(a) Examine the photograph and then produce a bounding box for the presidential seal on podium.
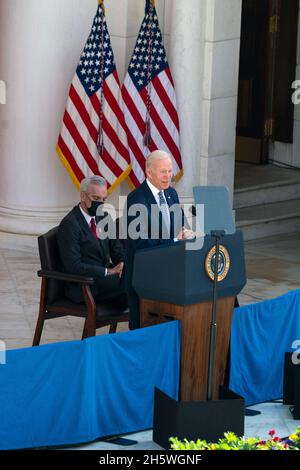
[205,245,230,282]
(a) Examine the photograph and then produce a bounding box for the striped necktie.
[158,190,170,234]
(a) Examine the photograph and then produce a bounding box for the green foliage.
[170,427,300,451]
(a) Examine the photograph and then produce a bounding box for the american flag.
[122,0,183,188]
[57,0,131,193]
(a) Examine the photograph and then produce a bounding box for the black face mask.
[87,201,104,217]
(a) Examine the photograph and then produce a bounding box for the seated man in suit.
[125,150,194,330]
[57,175,127,309]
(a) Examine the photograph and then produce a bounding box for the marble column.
[167,0,205,203]
[0,0,97,249]
[167,0,242,207]
[0,0,131,250]
[200,0,242,204]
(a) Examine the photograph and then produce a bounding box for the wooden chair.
[32,226,129,346]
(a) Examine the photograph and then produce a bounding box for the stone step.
[234,178,300,209]
[235,198,300,241]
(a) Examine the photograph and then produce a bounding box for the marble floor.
[65,402,299,451]
[234,162,300,191]
[0,232,299,450]
[1,232,299,349]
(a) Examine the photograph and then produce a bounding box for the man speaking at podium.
[125,150,194,330]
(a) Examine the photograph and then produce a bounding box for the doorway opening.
[235,0,299,165]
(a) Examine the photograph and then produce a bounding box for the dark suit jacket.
[57,205,124,302]
[124,180,183,292]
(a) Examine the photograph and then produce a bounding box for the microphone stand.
[207,230,225,401]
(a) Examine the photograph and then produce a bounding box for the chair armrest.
[37,270,95,285]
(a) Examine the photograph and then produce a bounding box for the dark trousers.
[92,274,127,306]
[127,291,140,330]
[68,274,128,310]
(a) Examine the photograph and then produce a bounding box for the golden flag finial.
[150,0,155,7]
[98,0,105,14]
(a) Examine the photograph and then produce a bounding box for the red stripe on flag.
[90,93,129,167]
[88,95,122,177]
[101,147,122,178]
[128,170,140,188]
[90,92,101,116]
[101,118,126,176]
[120,89,149,170]
[152,76,180,131]
[139,88,182,168]
[103,81,127,131]
[102,81,131,164]
[122,86,156,154]
[122,86,146,136]
[113,69,121,87]
[165,67,174,87]
[63,110,100,174]
[58,135,85,182]
[70,84,98,144]
[66,92,125,181]
[126,128,147,174]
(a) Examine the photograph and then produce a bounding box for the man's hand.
[107,262,124,278]
[176,227,196,240]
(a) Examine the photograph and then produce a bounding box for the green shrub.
[170,427,300,450]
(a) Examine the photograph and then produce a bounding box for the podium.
[132,231,246,402]
[131,186,246,447]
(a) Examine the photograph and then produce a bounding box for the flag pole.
[144,0,155,148]
[97,0,105,157]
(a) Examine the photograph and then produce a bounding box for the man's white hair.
[145,150,172,170]
[80,175,107,193]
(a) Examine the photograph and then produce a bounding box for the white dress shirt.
[79,204,94,226]
[146,179,171,223]
[145,179,178,242]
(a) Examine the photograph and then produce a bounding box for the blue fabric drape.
[0,322,180,450]
[229,290,300,405]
